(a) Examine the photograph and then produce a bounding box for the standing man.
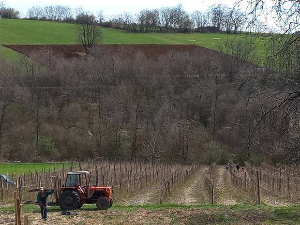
[36,187,54,220]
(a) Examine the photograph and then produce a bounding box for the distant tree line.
[24,3,246,34]
[0,1,19,19]
[27,5,74,22]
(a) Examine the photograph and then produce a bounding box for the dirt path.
[122,181,161,205]
[260,188,293,206]
[214,166,292,206]
[213,166,237,205]
[168,166,209,204]
[108,165,297,207]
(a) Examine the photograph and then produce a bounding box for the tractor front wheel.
[58,191,81,210]
[96,197,110,210]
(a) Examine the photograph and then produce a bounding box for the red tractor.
[57,171,113,210]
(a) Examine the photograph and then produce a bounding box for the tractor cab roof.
[67,171,90,175]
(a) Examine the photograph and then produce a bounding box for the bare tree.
[61,6,73,22]
[209,4,227,29]
[230,8,246,33]
[138,9,147,32]
[122,11,134,31]
[223,12,233,33]
[27,6,39,19]
[76,12,102,52]
[0,7,19,19]
[43,5,54,20]
[0,1,6,17]
[159,7,172,32]
[109,14,124,29]
[97,10,105,24]
[192,11,208,32]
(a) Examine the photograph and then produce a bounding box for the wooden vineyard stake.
[1,185,3,203]
[256,171,261,205]
[24,216,29,225]
[14,178,21,225]
[14,191,18,225]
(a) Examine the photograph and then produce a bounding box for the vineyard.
[0,160,199,206]
[1,161,300,207]
[1,161,300,224]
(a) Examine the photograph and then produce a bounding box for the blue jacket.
[36,190,54,205]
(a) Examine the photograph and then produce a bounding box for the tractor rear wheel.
[59,191,81,210]
[96,197,110,210]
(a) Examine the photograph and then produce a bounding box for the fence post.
[256,171,261,205]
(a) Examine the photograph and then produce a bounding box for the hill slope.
[0,19,248,59]
[0,19,78,58]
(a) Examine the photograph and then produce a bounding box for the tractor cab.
[65,171,89,187]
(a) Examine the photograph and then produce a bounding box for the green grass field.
[0,163,70,176]
[0,19,266,60]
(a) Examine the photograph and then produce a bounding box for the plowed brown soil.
[3,44,218,60]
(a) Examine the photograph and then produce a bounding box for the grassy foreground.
[0,19,265,60]
[0,203,300,224]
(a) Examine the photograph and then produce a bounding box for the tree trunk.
[97,90,102,155]
[35,94,40,158]
[131,103,139,160]
[0,104,8,156]
[212,91,219,141]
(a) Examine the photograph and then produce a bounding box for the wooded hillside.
[0,41,298,165]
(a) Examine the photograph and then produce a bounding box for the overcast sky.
[6,0,238,17]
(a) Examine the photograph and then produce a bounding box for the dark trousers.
[40,205,47,219]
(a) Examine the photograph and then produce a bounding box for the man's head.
[40,187,44,191]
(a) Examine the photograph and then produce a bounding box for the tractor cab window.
[66,174,79,186]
